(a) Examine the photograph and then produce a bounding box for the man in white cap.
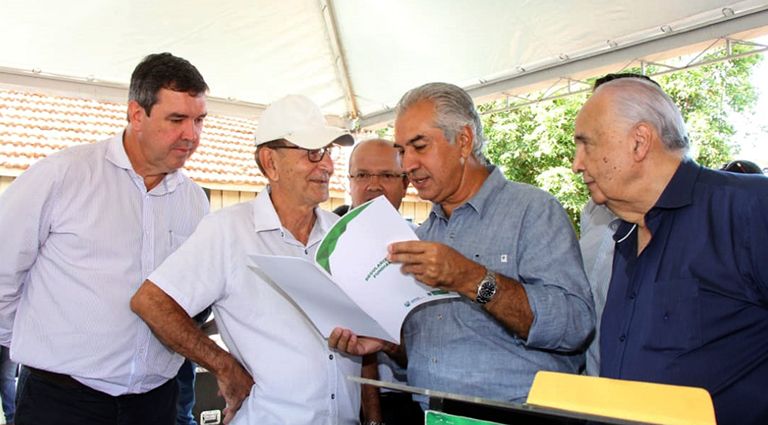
[131,95,358,424]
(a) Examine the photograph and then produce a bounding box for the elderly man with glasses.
[131,95,360,425]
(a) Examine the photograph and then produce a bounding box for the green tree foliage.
[481,46,763,230]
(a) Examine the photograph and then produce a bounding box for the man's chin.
[589,192,609,206]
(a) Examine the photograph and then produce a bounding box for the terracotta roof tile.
[0,89,358,193]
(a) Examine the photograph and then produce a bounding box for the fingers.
[328,327,343,348]
[329,328,356,354]
[222,406,235,424]
[216,363,254,425]
[388,240,427,255]
[329,328,389,356]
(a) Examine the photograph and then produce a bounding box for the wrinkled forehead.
[575,92,613,133]
[394,101,438,141]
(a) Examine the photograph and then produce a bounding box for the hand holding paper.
[387,240,488,298]
[249,197,458,343]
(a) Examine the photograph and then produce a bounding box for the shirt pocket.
[641,278,702,351]
[169,232,190,250]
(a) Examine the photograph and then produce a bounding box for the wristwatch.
[475,268,497,305]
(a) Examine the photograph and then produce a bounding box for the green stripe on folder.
[425,411,503,425]
[316,202,371,275]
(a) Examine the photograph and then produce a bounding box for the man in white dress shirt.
[0,53,210,424]
[131,94,361,425]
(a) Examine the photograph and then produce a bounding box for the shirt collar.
[613,158,699,243]
[429,165,502,221]
[252,185,283,233]
[105,130,133,170]
[105,130,184,194]
[652,158,699,210]
[252,185,335,242]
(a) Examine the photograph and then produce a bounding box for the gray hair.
[395,82,488,165]
[595,78,689,154]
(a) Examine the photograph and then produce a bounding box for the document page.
[249,196,457,343]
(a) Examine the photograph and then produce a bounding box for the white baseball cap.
[254,94,354,148]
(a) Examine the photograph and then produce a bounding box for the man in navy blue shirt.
[572,77,768,425]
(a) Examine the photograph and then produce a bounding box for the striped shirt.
[0,131,208,395]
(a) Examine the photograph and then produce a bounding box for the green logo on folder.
[316,203,371,275]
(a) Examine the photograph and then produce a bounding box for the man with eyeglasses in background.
[335,138,422,425]
[131,95,361,424]
[335,138,409,216]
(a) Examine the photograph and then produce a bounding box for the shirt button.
[329,354,334,360]
[305,249,309,255]
[437,314,442,320]
[449,232,456,239]
[432,357,438,363]
[619,335,626,342]
[331,394,335,400]
[629,293,636,299]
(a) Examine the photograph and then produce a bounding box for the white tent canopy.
[1,0,767,130]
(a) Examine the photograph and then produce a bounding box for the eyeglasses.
[269,144,337,163]
[349,172,407,182]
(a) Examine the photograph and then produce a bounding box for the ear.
[127,100,145,131]
[456,124,474,158]
[631,122,653,162]
[259,148,280,181]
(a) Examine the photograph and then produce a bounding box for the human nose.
[367,174,384,188]
[181,119,197,141]
[318,149,334,172]
[401,150,418,174]
[572,145,584,174]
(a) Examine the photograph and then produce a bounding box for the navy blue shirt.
[600,159,768,425]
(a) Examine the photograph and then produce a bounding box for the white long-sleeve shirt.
[0,132,208,395]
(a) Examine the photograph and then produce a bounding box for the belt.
[25,366,103,395]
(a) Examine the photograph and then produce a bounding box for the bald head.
[348,138,409,209]
[592,78,688,154]
[573,78,688,218]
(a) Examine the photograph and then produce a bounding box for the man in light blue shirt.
[0,53,210,424]
[331,82,594,409]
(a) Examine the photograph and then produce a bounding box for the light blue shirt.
[405,166,594,405]
[149,188,361,425]
[0,132,208,395]
[579,199,620,376]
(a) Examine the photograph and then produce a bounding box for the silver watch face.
[477,278,497,304]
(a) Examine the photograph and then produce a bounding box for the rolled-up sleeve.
[517,197,595,351]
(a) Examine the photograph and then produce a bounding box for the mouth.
[308,174,330,185]
[408,174,429,188]
[171,144,194,156]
